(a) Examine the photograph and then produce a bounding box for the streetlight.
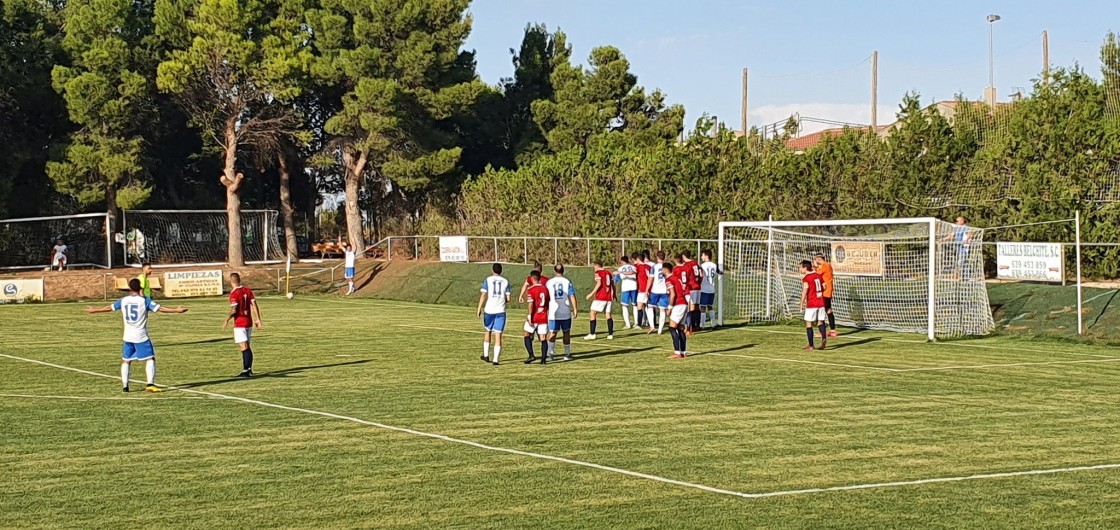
[987,14,1001,108]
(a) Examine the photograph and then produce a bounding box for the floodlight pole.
[986,14,1001,108]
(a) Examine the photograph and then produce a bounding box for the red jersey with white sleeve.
[594,269,614,302]
[635,262,651,292]
[666,276,688,307]
[230,286,256,328]
[803,272,825,309]
[526,284,550,325]
[683,259,702,291]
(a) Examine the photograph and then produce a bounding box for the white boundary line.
[3,353,1120,500]
[894,358,1120,372]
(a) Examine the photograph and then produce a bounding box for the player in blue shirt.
[86,278,187,392]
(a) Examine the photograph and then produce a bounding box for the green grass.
[4,295,1120,529]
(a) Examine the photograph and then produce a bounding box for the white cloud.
[750,103,897,135]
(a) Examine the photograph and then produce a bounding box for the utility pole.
[1042,30,1050,86]
[741,67,749,135]
[870,51,879,130]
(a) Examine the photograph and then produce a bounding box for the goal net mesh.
[122,210,285,266]
[0,214,109,269]
[720,220,994,337]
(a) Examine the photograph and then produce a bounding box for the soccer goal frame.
[718,217,945,341]
[120,209,284,268]
[0,212,113,271]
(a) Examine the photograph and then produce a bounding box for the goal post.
[0,212,112,270]
[718,217,994,340]
[121,210,285,267]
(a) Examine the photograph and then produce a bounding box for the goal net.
[0,213,111,270]
[122,210,285,266]
[718,218,994,340]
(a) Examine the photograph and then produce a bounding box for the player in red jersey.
[664,262,690,358]
[222,273,263,377]
[799,260,827,350]
[680,250,703,334]
[584,260,615,340]
[633,252,651,328]
[522,270,551,364]
[518,261,548,304]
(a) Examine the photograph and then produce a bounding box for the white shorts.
[689,290,701,304]
[669,305,688,324]
[234,327,252,344]
[637,292,649,304]
[53,256,66,266]
[804,308,827,323]
[523,321,548,336]
[590,300,612,313]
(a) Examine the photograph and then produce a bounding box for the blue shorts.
[122,340,155,361]
[649,293,669,308]
[620,290,638,305]
[345,267,355,279]
[700,292,715,306]
[482,313,507,332]
[548,319,572,332]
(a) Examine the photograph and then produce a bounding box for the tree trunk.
[220,118,245,266]
[341,146,367,253]
[277,151,299,261]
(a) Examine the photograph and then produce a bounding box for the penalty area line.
[2,353,1119,500]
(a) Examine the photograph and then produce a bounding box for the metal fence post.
[493,237,498,262]
[387,237,393,261]
[414,237,418,260]
[621,238,626,259]
[523,237,528,264]
[554,238,558,264]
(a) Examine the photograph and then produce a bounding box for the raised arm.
[158,306,188,314]
[86,305,113,314]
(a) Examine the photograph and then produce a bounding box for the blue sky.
[465,0,1119,133]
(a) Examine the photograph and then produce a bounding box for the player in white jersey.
[51,238,67,271]
[647,250,670,334]
[343,243,357,295]
[86,278,187,392]
[545,264,579,361]
[476,263,511,365]
[699,250,721,329]
[616,255,639,329]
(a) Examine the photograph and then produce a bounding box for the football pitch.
[4,296,1120,529]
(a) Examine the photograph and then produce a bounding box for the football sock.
[805,327,814,347]
[145,359,156,385]
[622,307,631,328]
[494,346,501,363]
[547,341,555,357]
[483,341,490,360]
[524,335,534,356]
[658,311,666,333]
[669,328,679,352]
[645,307,655,328]
[708,309,716,327]
[540,341,548,357]
[680,330,687,353]
[633,306,640,327]
[828,312,836,330]
[819,324,827,340]
[589,320,597,335]
[120,362,130,388]
[700,312,707,328]
[242,348,253,371]
[564,343,572,356]
[607,318,614,335]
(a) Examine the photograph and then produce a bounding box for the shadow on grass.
[355,263,388,292]
[569,347,654,361]
[163,337,229,347]
[173,360,372,390]
[693,344,756,356]
[824,337,881,350]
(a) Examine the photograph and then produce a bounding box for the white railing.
[376,235,718,266]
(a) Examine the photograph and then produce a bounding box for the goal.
[718,218,994,340]
[121,210,285,267]
[0,213,112,270]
